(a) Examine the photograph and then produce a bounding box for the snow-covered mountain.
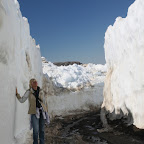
[102,0,144,129]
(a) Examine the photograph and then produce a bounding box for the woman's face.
[32,80,38,90]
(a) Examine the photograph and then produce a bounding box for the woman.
[16,78,49,144]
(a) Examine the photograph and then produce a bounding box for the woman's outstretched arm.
[16,88,30,103]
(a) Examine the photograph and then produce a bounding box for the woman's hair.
[29,78,37,88]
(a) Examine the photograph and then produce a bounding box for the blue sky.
[18,0,135,64]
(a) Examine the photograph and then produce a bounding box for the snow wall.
[0,0,43,143]
[102,0,144,129]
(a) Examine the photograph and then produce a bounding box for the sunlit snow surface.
[42,59,107,91]
[102,0,144,129]
[0,0,43,143]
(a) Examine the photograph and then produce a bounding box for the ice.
[102,0,144,129]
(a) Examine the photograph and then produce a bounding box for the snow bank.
[43,59,107,90]
[102,0,144,129]
[47,85,104,117]
[42,58,106,117]
[0,0,43,143]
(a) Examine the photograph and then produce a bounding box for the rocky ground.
[44,111,144,144]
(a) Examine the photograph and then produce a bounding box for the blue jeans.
[31,113,45,144]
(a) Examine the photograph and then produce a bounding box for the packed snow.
[0,0,43,144]
[42,57,107,91]
[102,0,144,129]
